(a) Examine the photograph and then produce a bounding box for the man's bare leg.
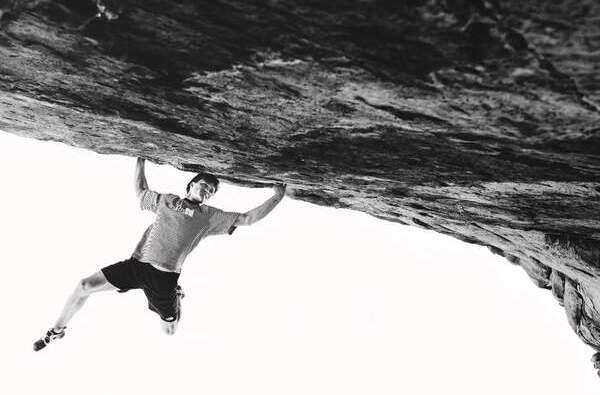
[34,270,116,351]
[160,285,184,335]
[53,270,117,329]
[161,319,178,335]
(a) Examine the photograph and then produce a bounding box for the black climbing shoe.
[33,327,66,351]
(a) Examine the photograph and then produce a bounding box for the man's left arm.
[234,184,286,227]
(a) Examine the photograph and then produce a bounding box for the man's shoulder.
[200,204,219,214]
[201,205,238,218]
[141,190,177,200]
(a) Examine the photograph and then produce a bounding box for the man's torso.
[132,193,239,272]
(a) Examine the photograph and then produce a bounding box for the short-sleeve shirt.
[131,190,240,273]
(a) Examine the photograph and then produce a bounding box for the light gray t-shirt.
[131,190,240,273]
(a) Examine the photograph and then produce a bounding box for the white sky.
[0,131,597,394]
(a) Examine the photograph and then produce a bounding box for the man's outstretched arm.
[134,158,149,198]
[235,184,286,226]
[134,158,162,213]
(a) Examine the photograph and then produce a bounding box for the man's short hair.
[186,173,220,194]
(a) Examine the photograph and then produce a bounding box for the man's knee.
[79,272,109,294]
[163,326,176,336]
[161,320,178,336]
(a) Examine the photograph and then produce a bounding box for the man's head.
[186,173,219,203]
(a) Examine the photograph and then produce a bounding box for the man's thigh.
[145,289,180,322]
[81,270,118,293]
[100,258,141,291]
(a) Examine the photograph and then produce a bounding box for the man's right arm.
[134,158,149,198]
[134,158,161,212]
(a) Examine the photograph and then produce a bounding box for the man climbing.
[34,158,287,351]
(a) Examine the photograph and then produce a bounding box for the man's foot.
[33,327,66,351]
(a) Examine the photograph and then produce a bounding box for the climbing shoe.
[33,327,66,351]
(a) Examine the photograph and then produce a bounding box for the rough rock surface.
[0,0,599,376]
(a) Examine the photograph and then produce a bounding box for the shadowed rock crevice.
[1,0,600,378]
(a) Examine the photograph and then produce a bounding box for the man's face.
[188,180,216,203]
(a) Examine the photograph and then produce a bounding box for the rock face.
[0,0,599,374]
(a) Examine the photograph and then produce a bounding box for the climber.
[34,158,287,351]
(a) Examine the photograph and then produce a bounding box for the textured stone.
[564,278,584,335]
[0,0,599,376]
[550,269,566,306]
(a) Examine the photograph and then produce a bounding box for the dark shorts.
[101,258,181,322]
